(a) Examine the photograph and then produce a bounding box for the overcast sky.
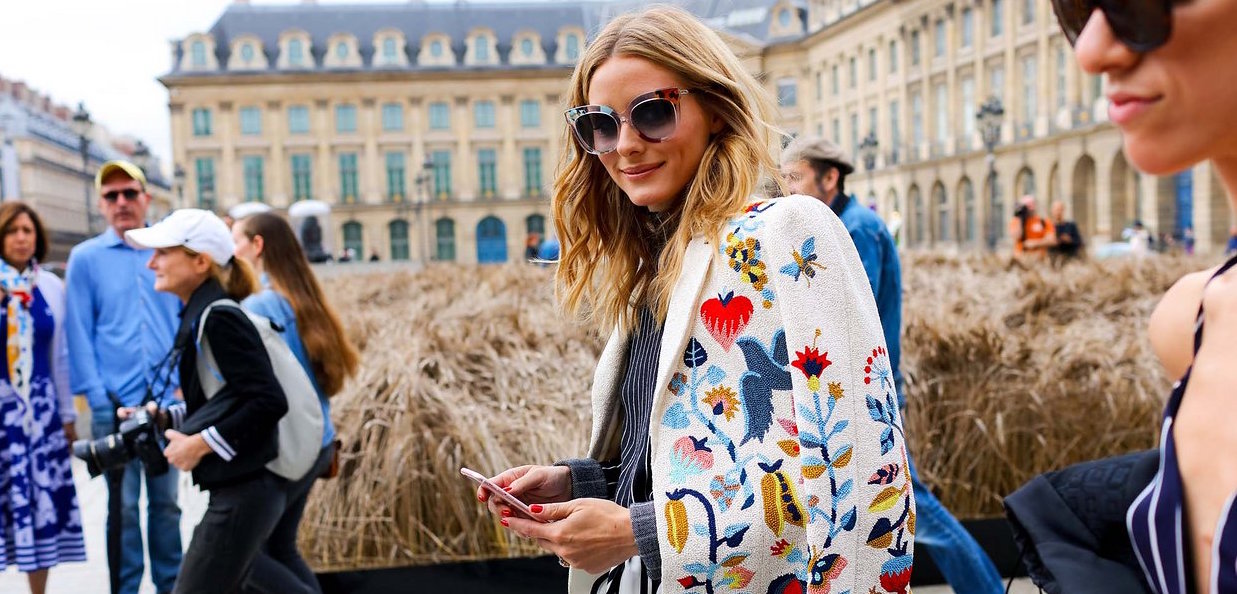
[0,0,546,173]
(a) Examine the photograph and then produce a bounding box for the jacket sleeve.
[768,195,914,584]
[195,306,288,460]
[64,249,108,409]
[42,274,76,424]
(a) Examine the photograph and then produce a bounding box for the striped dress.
[1127,255,1237,594]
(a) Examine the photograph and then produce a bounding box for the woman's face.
[148,247,209,302]
[231,222,261,268]
[1074,2,1237,174]
[587,55,721,212]
[3,213,37,270]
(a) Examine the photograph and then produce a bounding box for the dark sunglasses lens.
[1101,0,1171,51]
[104,189,140,202]
[630,99,677,142]
[574,112,620,153]
[1051,0,1091,44]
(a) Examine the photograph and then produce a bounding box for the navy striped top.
[1128,255,1237,594]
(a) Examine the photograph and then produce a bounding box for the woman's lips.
[620,163,663,179]
[1108,93,1161,126]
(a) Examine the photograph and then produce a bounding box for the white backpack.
[195,299,324,481]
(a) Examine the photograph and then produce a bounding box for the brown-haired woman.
[0,202,85,593]
[232,212,359,594]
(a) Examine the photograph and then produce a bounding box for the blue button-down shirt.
[65,227,182,414]
[834,195,904,403]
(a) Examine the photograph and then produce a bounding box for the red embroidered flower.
[791,347,831,379]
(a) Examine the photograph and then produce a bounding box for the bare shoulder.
[1150,267,1216,380]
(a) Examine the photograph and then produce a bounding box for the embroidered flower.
[702,386,740,421]
[722,565,755,589]
[669,436,714,481]
[827,382,844,400]
[878,554,913,594]
[724,232,769,293]
[710,473,741,511]
[864,346,892,388]
[770,538,793,557]
[791,347,832,391]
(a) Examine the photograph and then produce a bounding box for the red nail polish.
[478,493,486,502]
[530,504,543,513]
[500,518,509,527]
[501,509,511,518]
[503,486,512,492]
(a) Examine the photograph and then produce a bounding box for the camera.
[72,408,169,478]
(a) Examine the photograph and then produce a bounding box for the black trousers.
[243,444,334,594]
[174,471,288,594]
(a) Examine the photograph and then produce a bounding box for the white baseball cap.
[125,209,235,265]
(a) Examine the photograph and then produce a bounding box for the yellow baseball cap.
[95,160,147,194]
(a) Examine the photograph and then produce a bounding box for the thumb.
[530,501,573,522]
[164,429,185,441]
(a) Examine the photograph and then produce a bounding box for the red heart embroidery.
[700,291,753,351]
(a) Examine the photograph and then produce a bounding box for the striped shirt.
[615,306,664,507]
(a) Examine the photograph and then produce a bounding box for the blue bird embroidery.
[736,329,791,445]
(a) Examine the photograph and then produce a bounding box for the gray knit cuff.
[554,458,607,500]
[629,501,661,579]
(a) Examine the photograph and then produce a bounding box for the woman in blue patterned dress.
[0,202,86,593]
[1055,1,1237,592]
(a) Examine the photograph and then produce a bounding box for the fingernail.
[501,509,511,518]
[478,493,486,502]
[530,504,543,513]
[503,486,512,492]
[500,519,509,527]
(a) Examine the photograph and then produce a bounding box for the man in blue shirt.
[781,138,1004,594]
[65,161,183,594]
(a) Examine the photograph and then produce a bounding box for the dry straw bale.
[900,252,1206,518]
[300,254,1208,570]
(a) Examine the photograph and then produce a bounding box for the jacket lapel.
[587,328,630,460]
[652,237,714,420]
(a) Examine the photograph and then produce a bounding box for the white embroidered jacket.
[574,195,915,594]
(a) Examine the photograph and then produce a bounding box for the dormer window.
[335,41,349,60]
[431,40,443,58]
[521,38,534,57]
[565,34,580,61]
[289,39,305,66]
[779,8,792,27]
[191,41,207,67]
[383,38,397,60]
[240,43,255,63]
[475,37,490,62]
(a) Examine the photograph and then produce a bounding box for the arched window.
[435,217,456,261]
[1015,166,1036,198]
[476,216,508,263]
[475,36,490,62]
[382,38,397,60]
[288,38,304,66]
[909,185,923,246]
[240,43,255,63]
[389,219,410,261]
[565,34,580,61]
[342,221,363,260]
[934,182,950,243]
[526,214,545,237]
[191,41,207,67]
[335,41,349,59]
[959,178,976,244]
[521,38,534,56]
[430,40,443,58]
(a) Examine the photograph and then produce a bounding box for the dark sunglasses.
[102,188,142,202]
[564,87,694,155]
[1051,0,1174,53]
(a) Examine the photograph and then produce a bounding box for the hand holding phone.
[460,467,546,523]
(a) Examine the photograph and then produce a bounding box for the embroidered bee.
[779,237,826,285]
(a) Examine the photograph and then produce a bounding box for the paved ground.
[0,460,1040,593]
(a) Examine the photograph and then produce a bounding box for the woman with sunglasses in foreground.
[1054,2,1237,593]
[479,7,913,593]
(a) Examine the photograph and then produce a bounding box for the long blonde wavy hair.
[553,5,783,335]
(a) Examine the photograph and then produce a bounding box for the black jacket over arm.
[175,278,288,490]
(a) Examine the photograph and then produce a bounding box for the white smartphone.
[460,467,545,523]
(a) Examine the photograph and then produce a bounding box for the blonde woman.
[1053,1,1237,592]
[480,7,914,593]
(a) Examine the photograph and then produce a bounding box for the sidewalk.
[0,460,1040,593]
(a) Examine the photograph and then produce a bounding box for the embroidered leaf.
[721,553,749,567]
[879,427,895,455]
[684,562,711,574]
[866,395,884,422]
[830,419,849,436]
[665,500,689,553]
[831,445,853,468]
[802,465,827,479]
[722,523,750,547]
[908,505,917,536]
[886,393,898,422]
[777,439,800,457]
[684,338,708,369]
[669,372,688,395]
[741,494,755,510]
[778,418,799,437]
[798,432,822,450]
[866,517,896,549]
[705,364,726,386]
[868,463,899,485]
[869,486,902,513]
[662,403,690,429]
[840,506,857,531]
[836,478,853,501]
[798,403,819,424]
[692,523,711,536]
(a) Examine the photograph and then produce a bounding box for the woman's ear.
[252,234,265,258]
[709,111,725,135]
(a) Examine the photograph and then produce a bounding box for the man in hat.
[781,137,1004,594]
[64,161,183,594]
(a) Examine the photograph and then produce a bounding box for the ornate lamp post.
[412,156,434,265]
[857,130,879,209]
[172,164,186,208]
[70,102,94,234]
[977,96,1005,251]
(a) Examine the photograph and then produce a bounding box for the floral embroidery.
[703,386,740,421]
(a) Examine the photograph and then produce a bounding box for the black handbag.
[1004,449,1159,594]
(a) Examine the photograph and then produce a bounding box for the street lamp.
[412,156,434,265]
[132,140,151,176]
[857,131,879,209]
[977,96,1005,251]
[70,102,94,235]
[172,164,186,208]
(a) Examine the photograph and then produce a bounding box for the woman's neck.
[1215,155,1237,214]
[2,258,28,272]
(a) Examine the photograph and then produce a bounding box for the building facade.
[164,0,1232,264]
[0,76,175,261]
